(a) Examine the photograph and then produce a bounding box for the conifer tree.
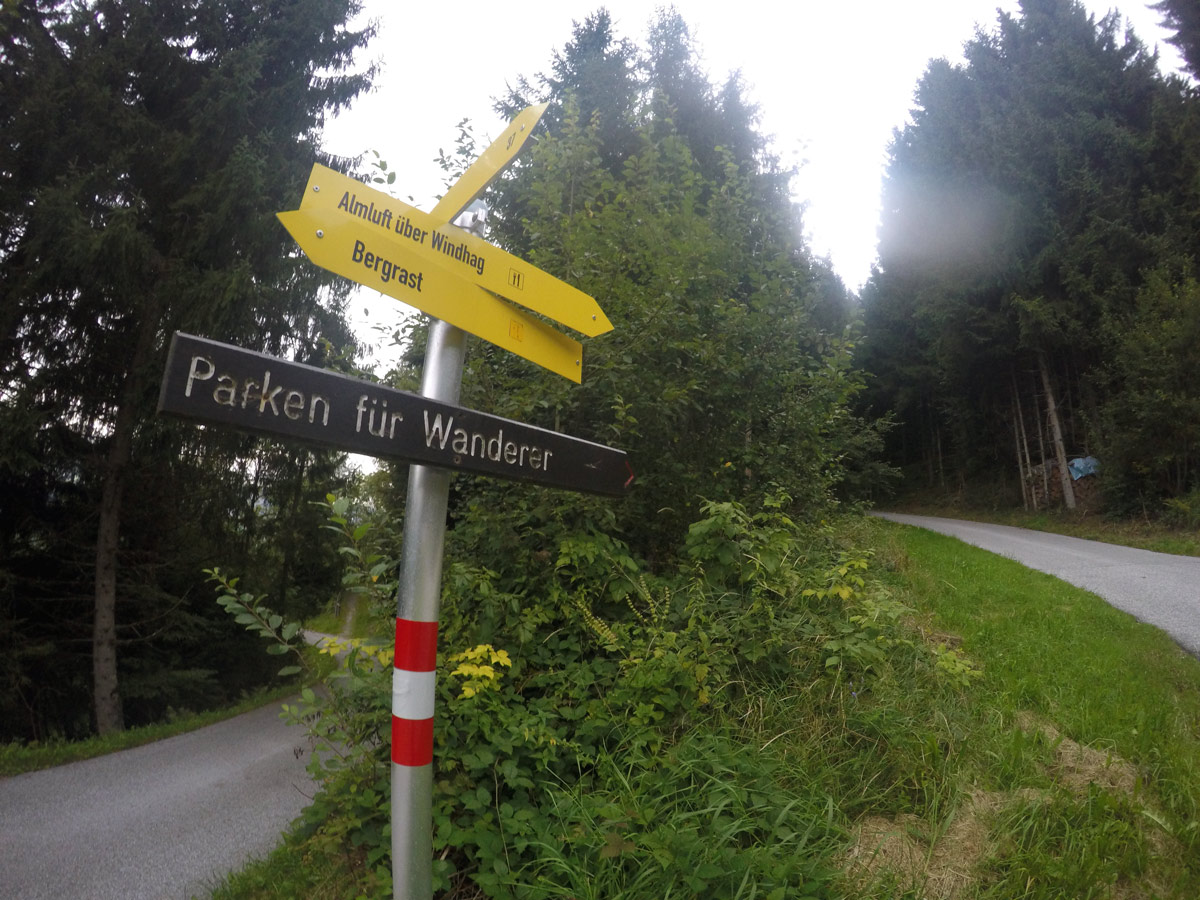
[1153,0,1200,78]
[863,0,1189,506]
[417,8,870,565]
[0,0,373,734]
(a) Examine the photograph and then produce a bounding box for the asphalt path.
[0,699,316,899]
[875,512,1200,656]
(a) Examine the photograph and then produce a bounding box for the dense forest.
[8,1,1200,896]
[0,0,374,741]
[5,0,1195,755]
[0,1,879,745]
[861,0,1200,520]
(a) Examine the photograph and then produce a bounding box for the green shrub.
[213,494,978,898]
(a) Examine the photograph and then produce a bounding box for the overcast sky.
[321,1,1186,368]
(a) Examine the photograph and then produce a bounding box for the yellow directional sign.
[300,163,611,337]
[278,103,613,382]
[433,102,549,223]
[277,206,583,383]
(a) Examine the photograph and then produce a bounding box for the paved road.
[0,699,315,899]
[875,513,1200,656]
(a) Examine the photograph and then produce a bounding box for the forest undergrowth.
[207,501,1200,900]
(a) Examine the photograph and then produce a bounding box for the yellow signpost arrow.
[277,103,614,383]
[433,102,549,224]
[277,205,584,382]
[298,163,611,336]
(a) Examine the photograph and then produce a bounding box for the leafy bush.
[1163,488,1200,531]
[213,491,978,898]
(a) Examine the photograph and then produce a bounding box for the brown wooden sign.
[157,332,632,497]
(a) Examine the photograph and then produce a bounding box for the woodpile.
[1026,459,1100,510]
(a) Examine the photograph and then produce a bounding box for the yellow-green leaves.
[447,644,513,699]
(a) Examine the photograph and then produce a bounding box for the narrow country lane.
[874,512,1200,656]
[0,699,315,900]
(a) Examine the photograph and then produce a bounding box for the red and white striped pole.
[391,617,438,767]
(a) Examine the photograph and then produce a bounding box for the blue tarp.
[1068,456,1100,481]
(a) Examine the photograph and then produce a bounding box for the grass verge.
[0,682,303,778]
[858,517,1200,897]
[202,831,355,900]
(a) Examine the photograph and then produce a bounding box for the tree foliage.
[861,0,1200,513]
[0,0,373,739]
[417,7,877,569]
[1153,0,1200,79]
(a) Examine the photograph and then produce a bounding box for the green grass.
[0,682,303,777]
[883,517,1200,755]
[866,518,1200,897]
[504,729,840,899]
[305,594,374,639]
[303,610,343,634]
[202,831,357,900]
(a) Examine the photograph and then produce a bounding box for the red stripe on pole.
[394,618,438,671]
[391,715,434,767]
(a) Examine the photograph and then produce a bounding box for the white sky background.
[322,1,1186,371]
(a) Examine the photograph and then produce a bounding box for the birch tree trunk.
[1012,375,1029,510]
[1013,405,1029,510]
[1018,388,1037,510]
[1038,351,1076,510]
[1035,382,1050,506]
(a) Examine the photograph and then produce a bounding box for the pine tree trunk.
[276,453,309,613]
[1038,351,1076,510]
[936,426,946,490]
[93,309,158,735]
[926,424,935,487]
[925,405,935,487]
[93,402,132,736]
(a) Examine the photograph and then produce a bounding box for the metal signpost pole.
[387,109,552,900]
[158,312,628,900]
[391,316,466,900]
[154,103,624,900]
